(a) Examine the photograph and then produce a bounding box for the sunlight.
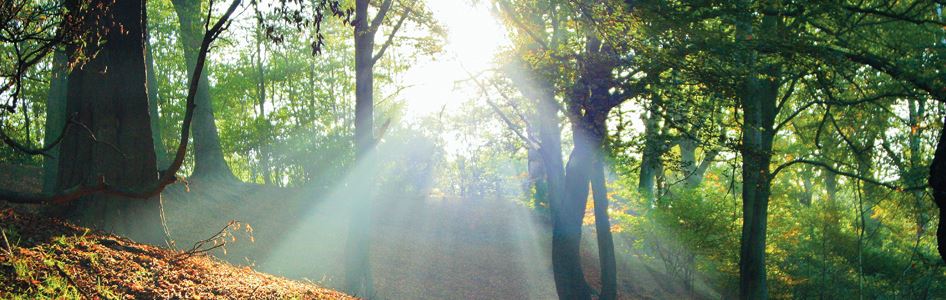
[399,0,510,119]
[5,1,946,299]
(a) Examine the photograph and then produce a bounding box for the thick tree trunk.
[737,62,778,300]
[42,51,68,194]
[145,23,169,169]
[537,93,565,219]
[171,0,235,181]
[552,34,621,299]
[535,90,565,208]
[554,119,595,300]
[58,0,162,244]
[345,0,375,295]
[735,6,780,299]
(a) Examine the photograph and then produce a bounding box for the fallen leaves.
[0,210,355,299]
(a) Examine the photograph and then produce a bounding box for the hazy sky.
[399,0,511,119]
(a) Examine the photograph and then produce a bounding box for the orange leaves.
[0,210,353,299]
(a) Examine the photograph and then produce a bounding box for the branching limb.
[371,1,413,64]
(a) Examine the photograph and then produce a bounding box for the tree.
[347,0,416,295]
[171,0,237,181]
[497,1,645,298]
[56,0,162,242]
[0,0,242,243]
[629,1,946,298]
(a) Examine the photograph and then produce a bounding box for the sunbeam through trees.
[1,0,946,299]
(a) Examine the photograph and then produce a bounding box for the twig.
[172,220,241,263]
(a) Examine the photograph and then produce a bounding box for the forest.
[1,0,946,299]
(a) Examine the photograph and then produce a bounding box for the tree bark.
[58,0,162,244]
[171,0,235,181]
[251,2,273,185]
[42,51,68,194]
[679,136,717,189]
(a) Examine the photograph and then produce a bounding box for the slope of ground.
[160,179,714,299]
[0,163,714,299]
[0,208,353,299]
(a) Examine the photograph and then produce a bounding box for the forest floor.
[0,163,713,299]
[0,164,352,299]
[0,208,353,299]
[158,179,715,299]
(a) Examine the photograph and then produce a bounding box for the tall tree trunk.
[800,165,813,206]
[353,0,375,158]
[42,51,68,194]
[907,98,928,233]
[171,0,235,181]
[639,93,662,202]
[825,166,838,202]
[251,4,272,185]
[527,146,549,210]
[591,151,616,300]
[929,114,946,263]
[58,0,162,244]
[735,5,780,298]
[507,60,562,215]
[552,33,622,300]
[145,24,169,169]
[535,88,565,213]
[345,0,376,295]
[737,75,777,300]
[554,118,595,300]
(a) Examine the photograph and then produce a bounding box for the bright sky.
[399,0,511,119]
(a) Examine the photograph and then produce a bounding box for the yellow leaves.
[871,206,888,219]
[610,223,624,233]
